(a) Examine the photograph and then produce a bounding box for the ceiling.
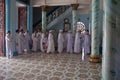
[31,0,92,8]
[16,0,103,12]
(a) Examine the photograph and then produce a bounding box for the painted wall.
[50,13,90,32]
[18,7,27,30]
[0,0,5,56]
[33,7,41,25]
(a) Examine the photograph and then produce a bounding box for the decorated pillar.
[27,5,33,35]
[10,0,18,56]
[89,0,101,62]
[5,0,10,33]
[18,7,27,30]
[41,6,47,32]
[102,0,120,80]
[5,0,10,56]
[71,4,79,35]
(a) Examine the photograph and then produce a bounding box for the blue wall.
[50,13,90,32]
[79,14,90,29]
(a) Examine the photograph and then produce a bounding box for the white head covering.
[59,30,63,32]
[49,30,52,33]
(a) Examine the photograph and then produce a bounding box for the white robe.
[82,31,90,54]
[63,32,67,50]
[58,32,64,53]
[24,32,30,52]
[17,32,24,54]
[20,33,25,53]
[32,33,38,51]
[37,32,41,50]
[5,34,13,58]
[47,33,55,53]
[41,33,47,52]
[15,33,19,53]
[67,32,73,53]
[74,32,81,53]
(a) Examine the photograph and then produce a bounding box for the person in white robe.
[32,31,38,52]
[15,30,19,54]
[5,31,13,58]
[18,30,25,54]
[47,30,55,53]
[16,30,22,54]
[74,30,81,53]
[24,30,30,52]
[41,32,48,52]
[83,29,91,54]
[63,31,67,51]
[67,30,73,53]
[57,30,64,53]
[37,30,42,50]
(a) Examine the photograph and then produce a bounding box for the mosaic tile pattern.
[0,52,101,80]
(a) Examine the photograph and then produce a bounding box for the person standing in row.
[15,29,19,54]
[5,31,13,59]
[32,31,38,52]
[47,30,55,53]
[24,30,30,53]
[41,32,47,53]
[74,30,81,53]
[82,29,91,55]
[67,30,73,53]
[37,29,42,51]
[57,30,64,53]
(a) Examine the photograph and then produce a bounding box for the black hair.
[16,29,19,33]
[85,29,89,32]
[7,30,11,34]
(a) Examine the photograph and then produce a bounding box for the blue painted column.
[89,0,101,62]
[71,4,79,36]
[41,6,47,32]
[89,10,92,35]
[5,0,10,33]
[5,0,10,56]
[102,0,119,80]
[27,5,33,35]
[27,5,30,31]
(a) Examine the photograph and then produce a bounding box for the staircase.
[34,6,72,30]
[47,6,72,30]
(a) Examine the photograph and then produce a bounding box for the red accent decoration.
[18,7,27,30]
[0,0,5,56]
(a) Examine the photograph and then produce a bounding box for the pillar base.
[89,55,101,63]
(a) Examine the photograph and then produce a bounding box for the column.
[27,5,33,35]
[5,0,10,33]
[0,0,5,56]
[102,0,119,80]
[89,10,92,35]
[41,6,47,32]
[71,4,79,35]
[5,0,10,56]
[10,0,18,56]
[89,0,101,62]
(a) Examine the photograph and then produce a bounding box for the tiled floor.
[0,52,101,80]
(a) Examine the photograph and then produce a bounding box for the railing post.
[41,6,47,32]
[71,4,79,36]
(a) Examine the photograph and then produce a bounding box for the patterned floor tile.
[0,52,101,80]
